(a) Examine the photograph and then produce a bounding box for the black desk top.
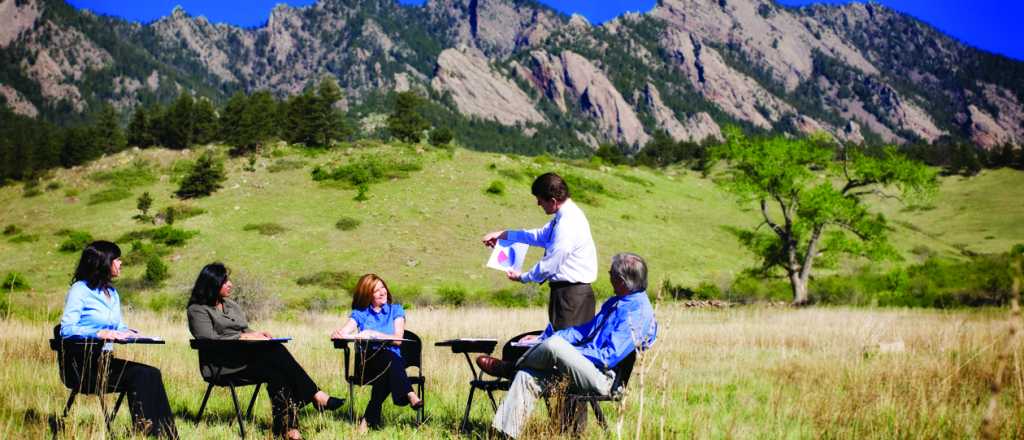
[435,338,498,354]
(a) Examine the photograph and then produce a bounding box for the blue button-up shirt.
[544,290,657,370]
[59,280,128,339]
[350,303,406,356]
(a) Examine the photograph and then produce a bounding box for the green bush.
[46,181,61,191]
[87,187,132,205]
[311,155,422,187]
[438,284,468,306]
[162,204,206,222]
[8,234,39,243]
[429,127,454,147]
[143,256,169,286]
[693,282,722,300]
[176,151,227,199]
[243,223,287,236]
[122,240,168,265]
[295,271,359,292]
[335,217,361,231]
[89,159,157,187]
[267,158,306,173]
[485,180,506,196]
[2,272,29,290]
[490,286,541,308]
[117,226,198,247]
[58,231,93,253]
[3,225,21,236]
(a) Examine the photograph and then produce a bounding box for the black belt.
[549,281,589,289]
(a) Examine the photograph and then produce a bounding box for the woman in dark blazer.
[58,241,178,438]
[330,273,422,431]
[186,263,342,440]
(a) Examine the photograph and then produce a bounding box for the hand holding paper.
[487,240,529,273]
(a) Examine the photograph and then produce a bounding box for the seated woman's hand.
[96,330,132,340]
[239,332,271,341]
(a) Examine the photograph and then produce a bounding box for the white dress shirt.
[506,198,598,284]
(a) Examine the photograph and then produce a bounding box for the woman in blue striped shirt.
[58,241,178,438]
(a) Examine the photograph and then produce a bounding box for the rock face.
[661,29,791,129]
[0,83,38,117]
[0,0,40,48]
[2,0,1023,154]
[645,83,721,142]
[431,47,544,126]
[523,50,649,147]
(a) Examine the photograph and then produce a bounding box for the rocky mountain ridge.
[1,0,1022,151]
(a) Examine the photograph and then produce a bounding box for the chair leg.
[348,381,356,422]
[62,390,78,418]
[228,384,246,439]
[197,383,214,421]
[417,380,425,424]
[486,389,498,411]
[591,400,607,430]
[246,383,261,420]
[107,391,126,425]
[461,385,476,431]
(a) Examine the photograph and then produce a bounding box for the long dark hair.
[72,241,121,290]
[189,262,230,307]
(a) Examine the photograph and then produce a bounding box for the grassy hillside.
[0,142,1022,315]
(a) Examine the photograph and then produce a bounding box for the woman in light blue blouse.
[58,241,178,438]
[331,273,422,431]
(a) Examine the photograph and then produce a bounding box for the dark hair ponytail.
[72,241,121,290]
[189,263,229,307]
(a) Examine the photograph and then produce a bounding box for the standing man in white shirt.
[482,172,598,331]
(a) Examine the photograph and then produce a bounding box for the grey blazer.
[187,299,255,378]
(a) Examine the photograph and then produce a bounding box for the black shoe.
[317,396,345,412]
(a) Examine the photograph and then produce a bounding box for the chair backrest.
[501,329,544,363]
[610,351,638,395]
[399,330,422,369]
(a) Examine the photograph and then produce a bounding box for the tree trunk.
[790,270,810,306]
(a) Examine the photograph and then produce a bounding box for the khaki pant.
[492,336,612,438]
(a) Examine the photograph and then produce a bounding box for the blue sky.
[67,0,1022,60]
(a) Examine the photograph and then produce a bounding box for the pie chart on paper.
[487,240,529,272]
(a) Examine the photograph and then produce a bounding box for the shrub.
[438,284,468,306]
[89,159,157,187]
[88,187,132,205]
[295,271,359,292]
[2,272,29,290]
[429,127,454,147]
[311,155,422,187]
[122,240,168,265]
[231,271,282,322]
[3,225,21,236]
[693,282,722,300]
[485,180,506,196]
[162,204,206,222]
[243,223,287,236]
[58,231,93,253]
[22,180,41,198]
[134,192,154,223]
[143,256,169,286]
[176,150,227,199]
[8,234,39,243]
[335,216,361,231]
[289,291,345,313]
[46,181,61,191]
[490,285,541,308]
[267,158,306,173]
[117,226,197,247]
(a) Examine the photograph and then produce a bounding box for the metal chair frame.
[50,325,126,435]
[460,329,543,430]
[565,351,638,431]
[189,339,268,439]
[338,330,425,424]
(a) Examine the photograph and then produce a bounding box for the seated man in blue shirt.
[478,252,658,438]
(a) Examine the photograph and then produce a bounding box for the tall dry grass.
[0,305,1019,438]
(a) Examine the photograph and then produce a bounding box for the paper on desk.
[486,240,529,272]
[511,340,541,347]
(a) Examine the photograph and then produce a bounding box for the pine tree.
[220,92,247,148]
[134,192,153,223]
[95,103,126,153]
[127,106,154,147]
[176,150,226,199]
[165,94,195,149]
[192,97,219,145]
[387,91,429,143]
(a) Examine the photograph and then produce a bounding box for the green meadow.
[1,142,1021,315]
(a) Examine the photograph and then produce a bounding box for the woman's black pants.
[64,349,178,438]
[356,349,413,428]
[223,344,319,434]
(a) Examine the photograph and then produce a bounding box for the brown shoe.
[476,355,514,378]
